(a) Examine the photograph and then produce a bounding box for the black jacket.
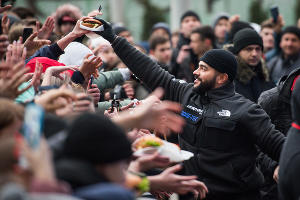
[111,37,285,196]
[278,78,300,200]
[234,57,275,103]
[258,67,300,134]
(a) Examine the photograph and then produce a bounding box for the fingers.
[150,87,164,100]
[120,102,134,111]
[0,4,12,14]
[164,164,182,174]
[36,20,41,31]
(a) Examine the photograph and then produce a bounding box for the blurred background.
[5,0,300,41]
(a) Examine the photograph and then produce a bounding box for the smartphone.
[23,28,33,42]
[22,103,44,149]
[270,6,279,24]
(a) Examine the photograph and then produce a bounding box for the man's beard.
[193,75,217,94]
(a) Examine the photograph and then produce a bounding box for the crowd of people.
[0,1,300,200]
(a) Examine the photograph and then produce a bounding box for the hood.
[235,56,270,84]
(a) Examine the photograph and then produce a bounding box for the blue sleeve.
[25,43,64,64]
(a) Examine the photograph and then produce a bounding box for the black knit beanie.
[232,28,263,54]
[200,49,237,81]
[64,113,132,164]
[180,10,201,23]
[281,26,300,40]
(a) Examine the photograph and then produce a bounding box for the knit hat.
[281,26,300,40]
[180,10,201,23]
[200,49,237,81]
[232,28,263,54]
[64,113,132,164]
[151,22,171,39]
[226,21,252,43]
[212,13,229,29]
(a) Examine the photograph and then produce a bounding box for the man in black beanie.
[232,28,275,102]
[96,19,285,199]
[268,26,300,83]
[170,10,201,80]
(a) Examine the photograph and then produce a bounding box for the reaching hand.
[0,61,33,99]
[133,88,185,135]
[31,61,43,92]
[176,45,190,64]
[1,13,10,35]
[0,0,12,14]
[34,86,76,112]
[95,18,116,43]
[6,39,27,65]
[79,54,102,79]
[23,32,51,57]
[0,34,9,58]
[71,17,92,38]
[149,164,208,199]
[133,152,171,172]
[123,82,135,99]
[36,16,55,39]
[87,82,100,105]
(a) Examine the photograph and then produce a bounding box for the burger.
[81,18,102,29]
[134,135,163,150]
[125,173,149,194]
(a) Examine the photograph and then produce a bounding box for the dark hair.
[191,26,216,44]
[149,36,170,50]
[260,21,274,30]
[11,7,35,19]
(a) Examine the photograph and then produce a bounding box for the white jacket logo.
[217,110,231,117]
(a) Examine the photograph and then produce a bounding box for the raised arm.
[97,19,190,102]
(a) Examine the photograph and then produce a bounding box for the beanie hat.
[151,22,171,39]
[212,13,229,29]
[232,28,263,54]
[113,25,128,36]
[281,26,300,40]
[64,113,132,164]
[180,10,200,23]
[226,21,252,43]
[200,49,237,81]
[26,57,74,76]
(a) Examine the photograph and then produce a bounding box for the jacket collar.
[201,82,235,101]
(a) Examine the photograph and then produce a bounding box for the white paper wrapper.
[79,21,104,39]
[133,141,194,162]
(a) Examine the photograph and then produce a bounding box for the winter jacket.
[234,57,275,103]
[278,78,300,200]
[267,52,300,83]
[111,36,285,196]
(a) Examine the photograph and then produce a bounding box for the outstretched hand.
[36,16,55,39]
[95,18,116,43]
[23,32,51,57]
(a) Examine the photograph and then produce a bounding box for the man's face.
[181,16,201,38]
[95,45,119,68]
[214,18,229,42]
[238,44,262,67]
[260,27,274,51]
[190,33,208,57]
[119,31,134,44]
[60,22,75,35]
[280,33,300,57]
[193,61,218,93]
[152,41,172,64]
